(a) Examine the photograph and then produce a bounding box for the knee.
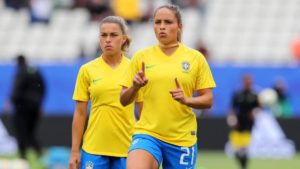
[127,163,156,169]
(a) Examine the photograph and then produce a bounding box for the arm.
[170,87,213,109]
[69,101,88,169]
[170,78,213,109]
[120,62,148,106]
[11,71,25,103]
[37,70,46,99]
[227,93,238,128]
[120,86,141,106]
[183,88,213,109]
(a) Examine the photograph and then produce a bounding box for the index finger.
[175,78,181,89]
[141,62,145,73]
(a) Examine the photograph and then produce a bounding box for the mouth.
[104,45,113,50]
[159,32,167,37]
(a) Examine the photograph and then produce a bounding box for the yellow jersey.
[122,44,216,146]
[73,56,140,157]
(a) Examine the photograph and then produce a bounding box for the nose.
[159,22,166,30]
[105,36,111,42]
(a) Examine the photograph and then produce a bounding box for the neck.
[102,53,123,68]
[159,42,179,49]
[159,42,179,56]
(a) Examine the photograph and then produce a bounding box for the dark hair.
[99,16,131,52]
[153,4,182,42]
[16,54,26,66]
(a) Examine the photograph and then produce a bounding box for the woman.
[120,4,216,169]
[69,16,142,169]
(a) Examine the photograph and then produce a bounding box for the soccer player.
[227,74,260,169]
[120,4,216,169]
[69,16,142,169]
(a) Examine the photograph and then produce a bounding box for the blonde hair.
[100,16,131,51]
[153,4,182,42]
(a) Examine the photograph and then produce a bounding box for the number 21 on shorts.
[180,146,196,166]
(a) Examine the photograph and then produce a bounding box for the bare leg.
[127,149,159,169]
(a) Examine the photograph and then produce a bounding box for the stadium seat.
[0,0,299,64]
[202,0,299,64]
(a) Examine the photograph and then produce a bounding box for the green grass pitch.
[1,150,299,169]
[196,151,300,169]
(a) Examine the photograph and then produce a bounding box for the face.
[153,8,182,45]
[243,75,253,90]
[99,23,126,55]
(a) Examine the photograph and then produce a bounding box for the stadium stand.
[0,0,299,65]
[202,0,300,65]
[0,0,300,65]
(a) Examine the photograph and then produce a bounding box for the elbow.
[205,93,214,108]
[120,98,128,107]
[195,89,214,109]
[120,92,130,107]
[202,96,214,109]
[120,87,135,106]
[120,88,128,107]
[204,102,213,109]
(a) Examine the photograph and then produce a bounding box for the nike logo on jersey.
[92,78,102,84]
[145,65,156,69]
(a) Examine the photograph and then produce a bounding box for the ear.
[178,23,183,32]
[122,35,127,43]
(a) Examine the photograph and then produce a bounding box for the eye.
[100,33,107,37]
[165,20,173,24]
[154,20,161,24]
[111,33,119,37]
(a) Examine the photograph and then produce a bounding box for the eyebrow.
[100,32,120,34]
[154,18,174,22]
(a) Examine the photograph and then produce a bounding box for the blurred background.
[0,0,300,168]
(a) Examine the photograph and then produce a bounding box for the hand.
[69,150,81,169]
[169,78,187,104]
[251,108,260,119]
[226,113,238,128]
[132,62,148,89]
[2,101,12,114]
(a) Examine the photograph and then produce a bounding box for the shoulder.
[181,44,205,61]
[122,56,131,66]
[250,90,259,97]
[131,46,156,62]
[27,66,37,73]
[26,66,44,77]
[233,90,242,97]
[134,46,156,56]
[122,55,130,62]
[80,57,100,70]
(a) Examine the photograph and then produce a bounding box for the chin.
[159,39,170,44]
[103,51,114,55]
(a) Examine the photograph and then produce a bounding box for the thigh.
[127,134,162,169]
[162,142,198,169]
[127,150,159,169]
[111,157,126,169]
[80,151,110,169]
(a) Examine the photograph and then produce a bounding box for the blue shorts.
[129,134,198,169]
[80,150,126,169]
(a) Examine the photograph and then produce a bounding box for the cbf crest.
[181,61,190,73]
[85,161,94,169]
